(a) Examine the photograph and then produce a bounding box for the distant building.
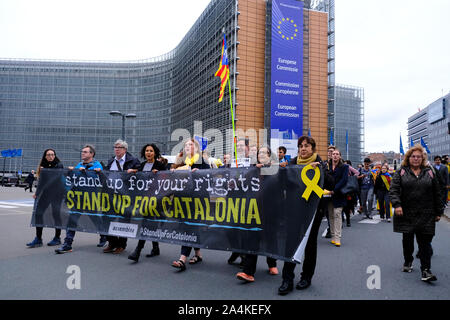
[333,84,365,166]
[0,0,336,172]
[407,92,450,157]
[366,152,401,169]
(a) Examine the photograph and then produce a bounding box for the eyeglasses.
[410,155,422,159]
[114,146,125,149]
[46,154,55,157]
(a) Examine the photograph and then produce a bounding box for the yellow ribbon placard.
[301,164,324,201]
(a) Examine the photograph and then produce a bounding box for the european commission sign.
[270,0,303,157]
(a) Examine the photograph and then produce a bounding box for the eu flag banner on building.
[215,34,229,103]
[330,128,334,146]
[400,136,405,155]
[410,137,414,148]
[420,137,431,154]
[270,0,303,159]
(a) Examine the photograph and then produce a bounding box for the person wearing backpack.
[389,145,444,282]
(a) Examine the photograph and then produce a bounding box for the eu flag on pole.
[410,137,414,148]
[215,34,229,102]
[329,128,334,146]
[400,136,405,155]
[420,137,431,154]
[345,130,349,154]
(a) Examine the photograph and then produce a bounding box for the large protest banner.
[32,165,323,263]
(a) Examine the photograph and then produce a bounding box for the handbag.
[341,175,359,195]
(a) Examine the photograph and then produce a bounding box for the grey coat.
[389,166,443,235]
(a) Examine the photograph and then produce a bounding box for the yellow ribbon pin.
[301,164,324,201]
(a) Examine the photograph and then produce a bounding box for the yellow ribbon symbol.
[301,164,324,201]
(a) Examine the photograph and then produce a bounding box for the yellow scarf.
[297,153,318,165]
[185,153,200,167]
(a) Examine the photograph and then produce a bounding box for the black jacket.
[290,155,335,192]
[328,162,349,208]
[390,166,443,235]
[374,174,390,194]
[137,159,166,172]
[105,152,140,171]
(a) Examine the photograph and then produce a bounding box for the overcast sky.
[1,0,449,153]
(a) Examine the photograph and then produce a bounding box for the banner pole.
[227,72,238,168]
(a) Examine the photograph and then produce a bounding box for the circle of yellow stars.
[277,18,298,41]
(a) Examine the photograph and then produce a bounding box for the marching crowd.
[25,136,448,295]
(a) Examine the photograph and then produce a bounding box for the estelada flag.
[215,34,229,102]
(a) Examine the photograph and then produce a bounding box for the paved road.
[1,186,449,301]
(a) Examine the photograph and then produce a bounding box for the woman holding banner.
[27,149,64,248]
[171,139,211,271]
[128,143,167,262]
[278,136,334,295]
[236,146,279,283]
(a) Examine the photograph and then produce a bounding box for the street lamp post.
[109,111,136,141]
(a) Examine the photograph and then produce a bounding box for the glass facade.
[0,0,236,172]
[408,93,450,156]
[334,84,364,165]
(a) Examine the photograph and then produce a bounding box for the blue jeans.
[360,187,374,217]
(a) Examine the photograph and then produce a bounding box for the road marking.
[0,201,34,207]
[0,205,16,209]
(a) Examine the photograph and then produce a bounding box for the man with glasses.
[102,139,140,255]
[55,144,103,254]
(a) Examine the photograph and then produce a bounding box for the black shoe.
[128,248,141,262]
[146,248,160,258]
[296,278,311,290]
[421,269,437,282]
[366,215,373,219]
[278,280,293,295]
[325,228,331,239]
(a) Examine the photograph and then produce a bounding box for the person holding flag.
[374,164,392,222]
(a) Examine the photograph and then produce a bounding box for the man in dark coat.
[103,139,140,254]
[433,155,449,207]
[24,170,35,192]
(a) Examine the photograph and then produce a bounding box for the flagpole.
[227,72,238,168]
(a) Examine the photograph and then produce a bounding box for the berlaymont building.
[1,0,346,172]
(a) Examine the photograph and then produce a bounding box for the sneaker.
[47,237,61,246]
[55,244,72,254]
[402,262,413,273]
[334,242,341,247]
[269,267,279,275]
[97,238,107,247]
[236,272,254,282]
[26,237,43,248]
[421,269,437,282]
